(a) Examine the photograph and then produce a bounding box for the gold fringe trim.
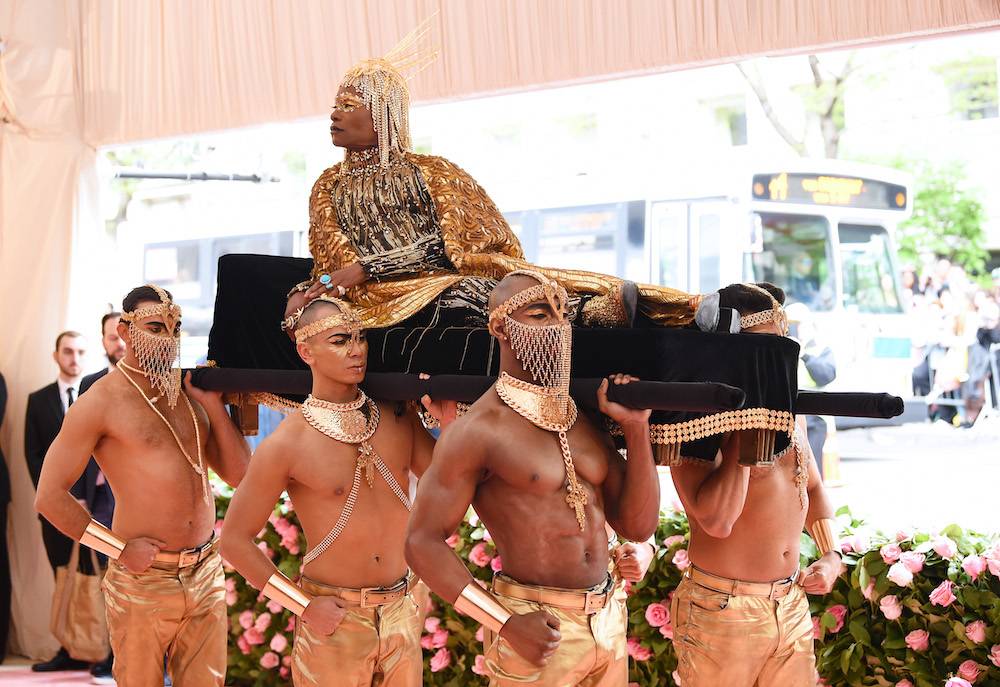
[248,392,302,415]
[417,402,472,430]
[609,407,794,446]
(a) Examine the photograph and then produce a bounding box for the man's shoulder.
[28,382,57,400]
[79,369,108,394]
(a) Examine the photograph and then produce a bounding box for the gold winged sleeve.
[307,165,359,281]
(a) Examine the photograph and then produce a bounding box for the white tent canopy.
[2,0,999,658]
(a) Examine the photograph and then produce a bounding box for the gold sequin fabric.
[308,152,695,329]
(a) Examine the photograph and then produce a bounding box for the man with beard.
[222,295,450,686]
[35,284,251,686]
[405,270,660,686]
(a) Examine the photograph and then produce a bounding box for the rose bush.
[215,479,999,687]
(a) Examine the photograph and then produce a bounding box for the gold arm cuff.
[453,582,512,634]
[809,518,839,556]
[79,520,126,560]
[262,573,312,616]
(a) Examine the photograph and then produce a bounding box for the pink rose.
[659,622,673,639]
[285,616,296,632]
[962,554,987,581]
[270,633,288,653]
[933,536,958,559]
[445,533,460,549]
[254,612,272,633]
[965,620,987,644]
[282,655,291,667]
[900,551,925,573]
[420,634,435,650]
[958,660,980,683]
[879,595,902,620]
[847,532,870,554]
[236,635,251,655]
[826,605,847,633]
[663,535,685,548]
[895,529,912,542]
[267,599,283,615]
[243,627,265,646]
[990,645,1000,668]
[929,580,957,607]
[880,543,902,564]
[257,541,273,559]
[491,556,503,573]
[644,602,670,628]
[226,590,238,606]
[431,628,449,649]
[259,651,280,670]
[469,542,493,567]
[812,616,822,639]
[672,549,690,571]
[904,629,929,651]
[430,648,451,673]
[895,681,913,687]
[225,578,236,592]
[672,670,682,686]
[475,626,485,643]
[424,616,441,633]
[862,580,875,600]
[472,655,487,676]
[945,679,973,687]
[626,637,652,662]
[279,667,289,679]
[887,562,913,587]
[239,610,255,629]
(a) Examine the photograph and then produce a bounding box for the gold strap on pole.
[79,520,126,560]
[262,572,313,616]
[453,581,512,634]
[809,518,839,557]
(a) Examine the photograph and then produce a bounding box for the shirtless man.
[221,295,442,686]
[35,284,251,686]
[405,270,660,686]
[669,282,841,687]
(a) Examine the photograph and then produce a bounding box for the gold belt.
[301,573,415,608]
[153,538,219,569]
[685,566,799,600]
[492,574,613,615]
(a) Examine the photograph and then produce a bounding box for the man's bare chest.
[488,419,608,495]
[290,423,411,496]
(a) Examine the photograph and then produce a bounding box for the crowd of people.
[903,259,1000,425]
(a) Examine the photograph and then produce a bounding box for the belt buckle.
[583,591,605,614]
[769,579,791,601]
[177,549,200,568]
[359,587,376,608]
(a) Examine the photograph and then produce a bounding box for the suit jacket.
[78,369,115,516]
[25,382,65,490]
[0,373,10,506]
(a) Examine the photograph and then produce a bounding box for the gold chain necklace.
[115,361,209,502]
[495,372,588,531]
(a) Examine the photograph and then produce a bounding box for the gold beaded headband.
[738,284,788,334]
[488,270,569,326]
[120,284,182,330]
[294,296,362,344]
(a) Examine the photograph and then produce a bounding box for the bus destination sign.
[752,172,907,211]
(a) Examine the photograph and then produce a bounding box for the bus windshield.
[748,213,835,311]
[838,224,902,314]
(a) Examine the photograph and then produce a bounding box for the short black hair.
[55,330,83,351]
[101,311,122,333]
[718,282,785,316]
[122,286,173,314]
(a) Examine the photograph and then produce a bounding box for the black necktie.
[67,387,75,407]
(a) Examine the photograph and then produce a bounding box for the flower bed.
[214,484,1000,687]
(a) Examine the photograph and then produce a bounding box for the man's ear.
[487,318,507,342]
[296,341,314,366]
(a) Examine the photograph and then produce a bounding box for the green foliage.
[893,159,990,278]
[934,57,999,121]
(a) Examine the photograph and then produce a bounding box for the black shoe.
[90,654,113,677]
[31,647,90,672]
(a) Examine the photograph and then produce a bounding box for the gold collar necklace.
[495,372,587,530]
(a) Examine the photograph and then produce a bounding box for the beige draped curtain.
[2,0,999,659]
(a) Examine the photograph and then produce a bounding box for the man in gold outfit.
[405,271,660,686]
[221,295,451,686]
[669,282,842,687]
[299,34,692,330]
[35,284,251,686]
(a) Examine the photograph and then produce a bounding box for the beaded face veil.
[120,285,183,408]
[338,23,437,169]
[490,270,572,393]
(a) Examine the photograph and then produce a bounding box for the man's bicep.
[223,442,290,538]
[410,427,483,537]
[38,404,103,492]
[408,410,436,478]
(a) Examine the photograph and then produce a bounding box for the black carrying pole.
[190,368,904,418]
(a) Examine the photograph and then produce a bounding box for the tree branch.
[736,62,807,156]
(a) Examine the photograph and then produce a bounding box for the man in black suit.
[77,313,124,683]
[25,330,90,673]
[0,372,12,664]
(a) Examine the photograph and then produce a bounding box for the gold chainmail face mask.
[120,285,183,408]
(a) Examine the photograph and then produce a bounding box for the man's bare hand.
[800,552,840,595]
[613,542,655,582]
[418,374,459,429]
[304,263,367,301]
[183,371,222,409]
[302,596,348,636]
[499,611,562,666]
[120,536,167,574]
[597,375,651,426]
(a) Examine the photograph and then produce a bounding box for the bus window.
[750,213,834,311]
[838,224,902,313]
[535,204,627,276]
[698,213,721,293]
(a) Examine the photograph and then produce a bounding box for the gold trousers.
[102,549,227,687]
[482,576,628,687]
[671,570,816,687]
[291,576,422,687]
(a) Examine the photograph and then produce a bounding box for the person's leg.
[373,593,423,686]
[102,563,183,686]
[579,586,629,687]
[755,586,817,687]
[291,608,380,686]
[671,578,773,687]
[0,505,10,662]
[166,553,228,686]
